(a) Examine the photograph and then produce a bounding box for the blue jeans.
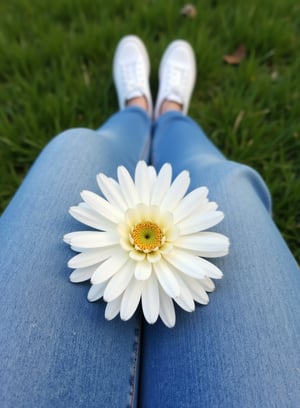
[0,107,299,407]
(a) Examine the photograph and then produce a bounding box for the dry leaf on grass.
[180,4,197,18]
[223,45,246,65]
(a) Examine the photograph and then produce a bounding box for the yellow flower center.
[131,221,163,253]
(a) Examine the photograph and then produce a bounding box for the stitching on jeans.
[141,134,151,163]
[127,314,142,408]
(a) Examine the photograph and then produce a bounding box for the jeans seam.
[128,315,142,408]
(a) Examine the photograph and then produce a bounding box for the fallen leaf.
[180,4,197,18]
[223,45,246,65]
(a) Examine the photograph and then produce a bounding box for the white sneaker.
[113,35,152,116]
[154,40,196,120]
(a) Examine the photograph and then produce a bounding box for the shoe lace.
[120,60,145,95]
[164,63,188,99]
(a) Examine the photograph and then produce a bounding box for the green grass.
[0,0,299,262]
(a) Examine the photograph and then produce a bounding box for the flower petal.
[135,260,152,280]
[87,282,107,302]
[172,271,195,312]
[67,246,118,269]
[155,209,174,233]
[146,251,161,263]
[161,170,190,212]
[136,203,158,222]
[179,210,224,235]
[142,273,160,324]
[126,207,142,227]
[103,259,134,302]
[153,259,180,298]
[91,250,128,285]
[181,275,210,305]
[158,285,176,328]
[118,222,130,238]
[147,165,157,185]
[135,161,151,204]
[195,257,224,279]
[81,190,123,223]
[167,248,223,279]
[173,186,209,223]
[69,205,115,231]
[201,277,215,292]
[65,231,119,249]
[69,266,97,282]
[120,278,143,321]
[105,296,122,320]
[97,173,127,211]
[163,249,206,279]
[164,224,179,242]
[177,200,218,225]
[160,242,173,254]
[70,245,86,253]
[175,232,230,257]
[129,250,146,261]
[117,165,140,207]
[151,163,172,205]
[120,238,133,252]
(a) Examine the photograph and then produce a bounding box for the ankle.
[159,99,182,116]
[126,95,148,112]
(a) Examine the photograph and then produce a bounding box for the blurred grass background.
[0,0,299,262]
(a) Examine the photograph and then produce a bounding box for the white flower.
[64,161,229,328]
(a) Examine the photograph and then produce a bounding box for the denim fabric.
[0,107,150,408]
[139,112,300,407]
[1,108,299,407]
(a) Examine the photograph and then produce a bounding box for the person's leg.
[139,111,300,407]
[0,106,150,408]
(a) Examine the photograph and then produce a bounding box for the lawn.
[0,0,299,262]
